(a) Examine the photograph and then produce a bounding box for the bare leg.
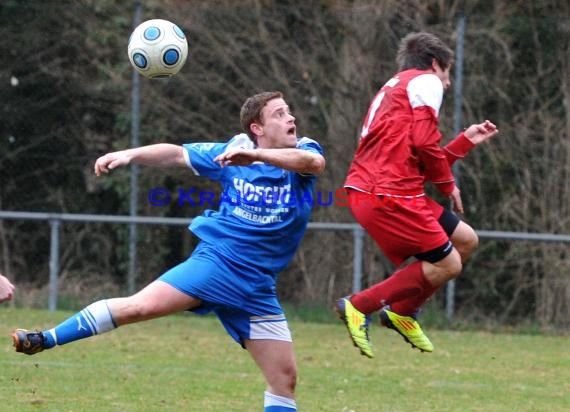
[450,221,479,263]
[421,247,463,286]
[14,280,203,352]
[245,339,297,399]
[107,280,202,326]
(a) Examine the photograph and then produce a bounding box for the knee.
[128,302,152,320]
[469,232,479,252]
[458,234,479,261]
[453,226,479,262]
[270,363,297,396]
[115,298,156,324]
[434,249,463,283]
[282,363,297,393]
[422,247,465,287]
[447,252,463,278]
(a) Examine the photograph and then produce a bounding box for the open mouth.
[287,126,296,136]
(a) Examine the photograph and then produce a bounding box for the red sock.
[350,261,432,314]
[391,284,440,316]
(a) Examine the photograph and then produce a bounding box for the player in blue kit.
[12,91,325,412]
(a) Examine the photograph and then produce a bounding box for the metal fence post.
[447,10,466,323]
[48,217,61,311]
[352,226,365,293]
[128,0,142,295]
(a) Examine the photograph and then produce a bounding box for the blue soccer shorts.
[158,241,292,347]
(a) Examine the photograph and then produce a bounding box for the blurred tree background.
[1,0,569,330]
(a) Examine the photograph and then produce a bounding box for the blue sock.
[42,300,117,348]
[264,391,297,411]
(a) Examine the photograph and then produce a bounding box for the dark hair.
[240,91,284,144]
[396,32,454,71]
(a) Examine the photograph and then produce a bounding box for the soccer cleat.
[12,329,46,355]
[335,297,374,358]
[379,307,434,352]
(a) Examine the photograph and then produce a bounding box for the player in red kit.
[336,32,498,358]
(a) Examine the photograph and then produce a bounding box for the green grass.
[1,308,569,411]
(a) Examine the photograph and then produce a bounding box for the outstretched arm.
[436,120,498,213]
[94,144,186,176]
[214,148,326,175]
[444,120,499,166]
[0,274,15,303]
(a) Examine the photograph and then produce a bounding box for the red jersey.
[345,69,456,197]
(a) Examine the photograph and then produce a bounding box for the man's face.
[433,61,452,91]
[255,98,297,148]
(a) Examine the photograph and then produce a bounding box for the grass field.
[1,308,569,411]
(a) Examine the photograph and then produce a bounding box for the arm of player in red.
[443,120,499,167]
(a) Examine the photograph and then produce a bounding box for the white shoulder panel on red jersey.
[406,73,444,116]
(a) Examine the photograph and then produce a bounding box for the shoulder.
[225,133,255,151]
[406,72,444,114]
[296,136,324,155]
[407,72,443,91]
[296,136,320,147]
[184,133,254,155]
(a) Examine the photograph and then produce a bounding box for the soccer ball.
[127,19,188,78]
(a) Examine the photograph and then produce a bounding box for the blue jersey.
[182,133,323,276]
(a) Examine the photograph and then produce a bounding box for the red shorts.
[348,190,449,266]
[425,196,445,219]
